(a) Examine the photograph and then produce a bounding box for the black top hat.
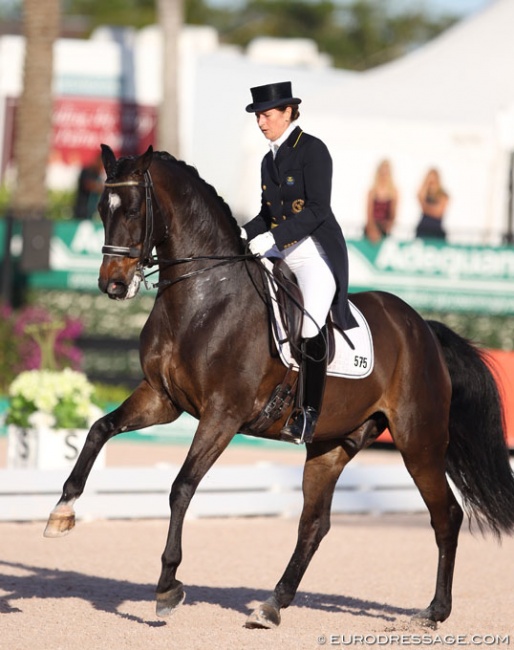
[246,81,302,113]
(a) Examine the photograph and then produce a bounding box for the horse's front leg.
[155,413,240,617]
[44,380,181,538]
[246,442,352,629]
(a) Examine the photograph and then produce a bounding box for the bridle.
[101,168,254,291]
[102,170,156,264]
[100,167,324,350]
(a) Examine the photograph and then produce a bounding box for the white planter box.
[7,425,105,470]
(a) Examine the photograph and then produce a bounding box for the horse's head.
[97,143,247,300]
[97,144,155,300]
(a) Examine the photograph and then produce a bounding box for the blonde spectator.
[415,168,449,241]
[364,159,398,243]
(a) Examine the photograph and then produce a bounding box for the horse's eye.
[126,210,140,220]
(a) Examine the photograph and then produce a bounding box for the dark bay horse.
[44,145,514,629]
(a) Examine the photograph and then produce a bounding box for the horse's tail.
[427,320,514,538]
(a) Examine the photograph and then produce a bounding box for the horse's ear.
[101,144,117,177]
[138,145,154,173]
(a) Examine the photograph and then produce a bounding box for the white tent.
[2,1,512,244]
[186,0,513,244]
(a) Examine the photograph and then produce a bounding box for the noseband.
[101,166,255,292]
[102,170,156,266]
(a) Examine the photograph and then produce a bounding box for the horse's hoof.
[411,608,440,630]
[155,584,186,618]
[245,601,281,629]
[43,512,76,538]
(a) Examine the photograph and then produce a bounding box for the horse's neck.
[156,161,240,254]
[158,197,242,260]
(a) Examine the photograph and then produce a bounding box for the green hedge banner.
[2,219,514,314]
[349,237,514,313]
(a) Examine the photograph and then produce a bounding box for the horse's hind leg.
[246,441,351,629]
[399,439,463,626]
[44,381,180,537]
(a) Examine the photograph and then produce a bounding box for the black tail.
[427,320,514,538]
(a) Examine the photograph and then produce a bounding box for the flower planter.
[7,425,105,470]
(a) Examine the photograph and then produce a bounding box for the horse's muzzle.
[98,272,142,300]
[109,281,129,299]
[99,278,129,300]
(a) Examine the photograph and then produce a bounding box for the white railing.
[0,462,428,522]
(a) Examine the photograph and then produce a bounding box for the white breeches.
[265,236,336,338]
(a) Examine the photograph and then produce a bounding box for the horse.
[44,144,514,629]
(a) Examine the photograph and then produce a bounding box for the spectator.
[364,159,398,243]
[73,153,104,220]
[415,168,448,241]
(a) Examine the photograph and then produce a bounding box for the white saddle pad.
[268,269,374,379]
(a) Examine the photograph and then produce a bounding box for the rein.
[102,169,254,290]
[100,167,318,346]
[143,254,255,290]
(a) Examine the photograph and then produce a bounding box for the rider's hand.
[249,231,275,256]
[240,227,248,241]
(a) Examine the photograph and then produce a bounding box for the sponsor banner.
[51,97,158,165]
[3,96,158,172]
[348,238,514,314]
[2,220,514,314]
[29,220,105,291]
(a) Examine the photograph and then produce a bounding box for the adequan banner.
[347,237,514,314]
[2,220,514,314]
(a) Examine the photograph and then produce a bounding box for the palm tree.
[11,0,60,219]
[156,0,183,157]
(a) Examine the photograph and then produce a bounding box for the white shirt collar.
[269,120,298,158]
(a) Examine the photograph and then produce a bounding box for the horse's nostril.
[107,280,127,297]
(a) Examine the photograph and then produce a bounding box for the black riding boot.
[280,328,328,444]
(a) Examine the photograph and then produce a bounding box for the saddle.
[270,258,335,366]
[241,258,336,435]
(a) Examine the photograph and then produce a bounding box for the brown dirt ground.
[0,439,513,649]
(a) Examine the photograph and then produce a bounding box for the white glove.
[240,227,248,241]
[249,231,275,256]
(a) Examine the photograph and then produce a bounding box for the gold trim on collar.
[293,131,303,148]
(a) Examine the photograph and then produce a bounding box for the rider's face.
[255,107,292,142]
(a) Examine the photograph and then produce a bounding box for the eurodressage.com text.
[316,634,510,646]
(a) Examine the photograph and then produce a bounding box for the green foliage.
[6,368,97,429]
[57,0,460,71]
[5,394,33,427]
[92,382,132,407]
[418,310,514,351]
[52,395,88,428]
[26,289,154,339]
[47,190,75,221]
[25,288,153,388]
[62,0,156,33]
[0,302,84,394]
[0,187,75,221]
[0,310,20,392]
[0,185,10,214]
[208,0,459,70]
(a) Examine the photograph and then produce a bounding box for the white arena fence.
[1,462,433,522]
[2,459,512,523]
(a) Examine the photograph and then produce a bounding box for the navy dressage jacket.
[244,126,357,331]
